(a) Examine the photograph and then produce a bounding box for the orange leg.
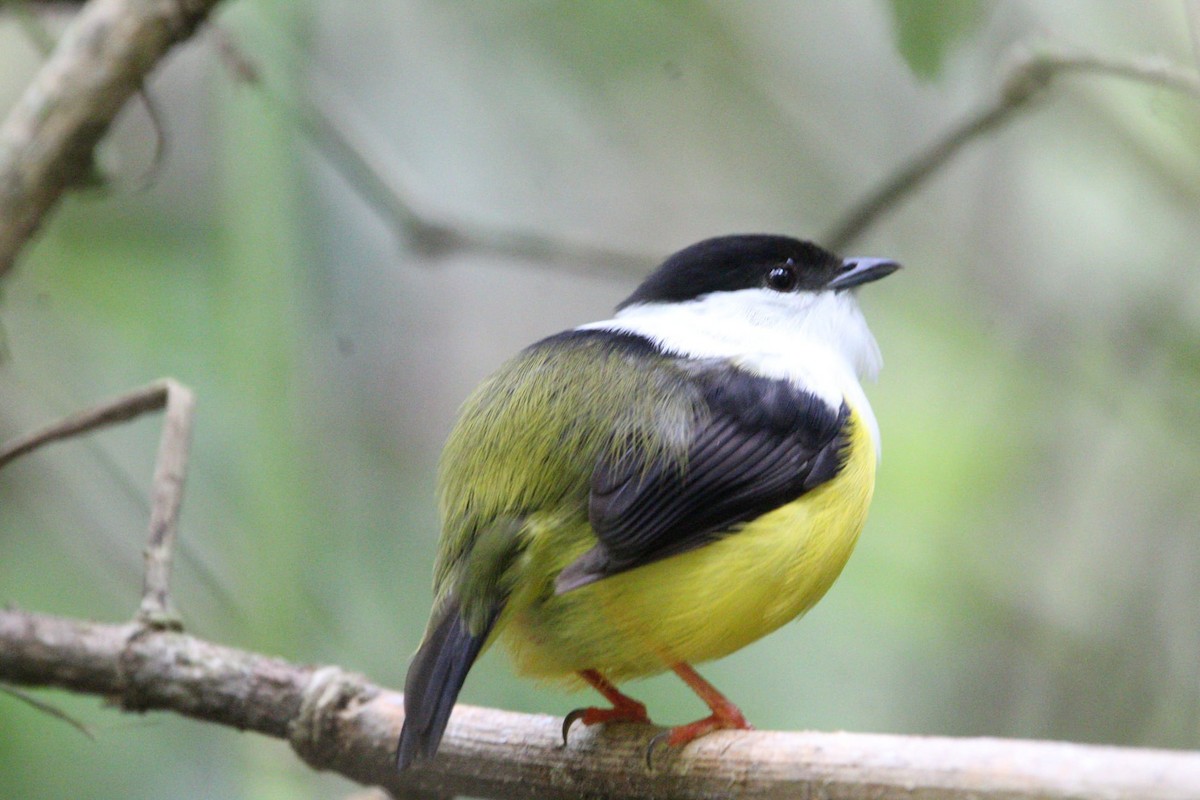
[662,662,753,747]
[561,669,652,744]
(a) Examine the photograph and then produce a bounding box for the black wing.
[555,365,851,593]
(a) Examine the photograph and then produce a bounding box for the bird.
[395,233,898,769]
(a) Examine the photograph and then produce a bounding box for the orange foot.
[562,669,652,744]
[646,662,753,768]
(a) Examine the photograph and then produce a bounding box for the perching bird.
[396,234,898,769]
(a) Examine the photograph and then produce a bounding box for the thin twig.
[0,0,226,280]
[300,74,654,276]
[137,380,194,626]
[1,608,1199,800]
[826,94,1032,252]
[0,683,95,739]
[209,28,654,277]
[0,379,181,468]
[826,46,1200,250]
[0,379,195,627]
[1040,49,1200,98]
[123,84,171,193]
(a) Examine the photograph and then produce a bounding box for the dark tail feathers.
[396,599,499,770]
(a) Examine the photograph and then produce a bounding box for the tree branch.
[0,0,226,280]
[825,46,1200,250]
[0,379,195,625]
[206,30,655,278]
[2,607,1198,800]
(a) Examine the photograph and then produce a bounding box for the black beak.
[828,257,901,291]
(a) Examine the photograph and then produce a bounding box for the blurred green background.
[1,1,1198,798]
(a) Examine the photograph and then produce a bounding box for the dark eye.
[766,259,798,292]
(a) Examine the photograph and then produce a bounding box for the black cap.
[620,234,898,309]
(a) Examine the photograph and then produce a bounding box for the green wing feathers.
[433,334,702,603]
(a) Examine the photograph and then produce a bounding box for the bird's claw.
[645,730,672,771]
[642,709,754,770]
[561,707,589,745]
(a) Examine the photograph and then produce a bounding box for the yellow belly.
[498,408,876,684]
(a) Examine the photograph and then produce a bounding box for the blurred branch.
[3,607,1200,800]
[237,33,1200,265]
[302,76,653,275]
[0,0,226,281]
[826,45,1200,250]
[211,28,654,277]
[0,379,195,626]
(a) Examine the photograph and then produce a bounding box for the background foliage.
[1,1,1198,798]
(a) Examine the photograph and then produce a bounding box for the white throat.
[578,288,884,455]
